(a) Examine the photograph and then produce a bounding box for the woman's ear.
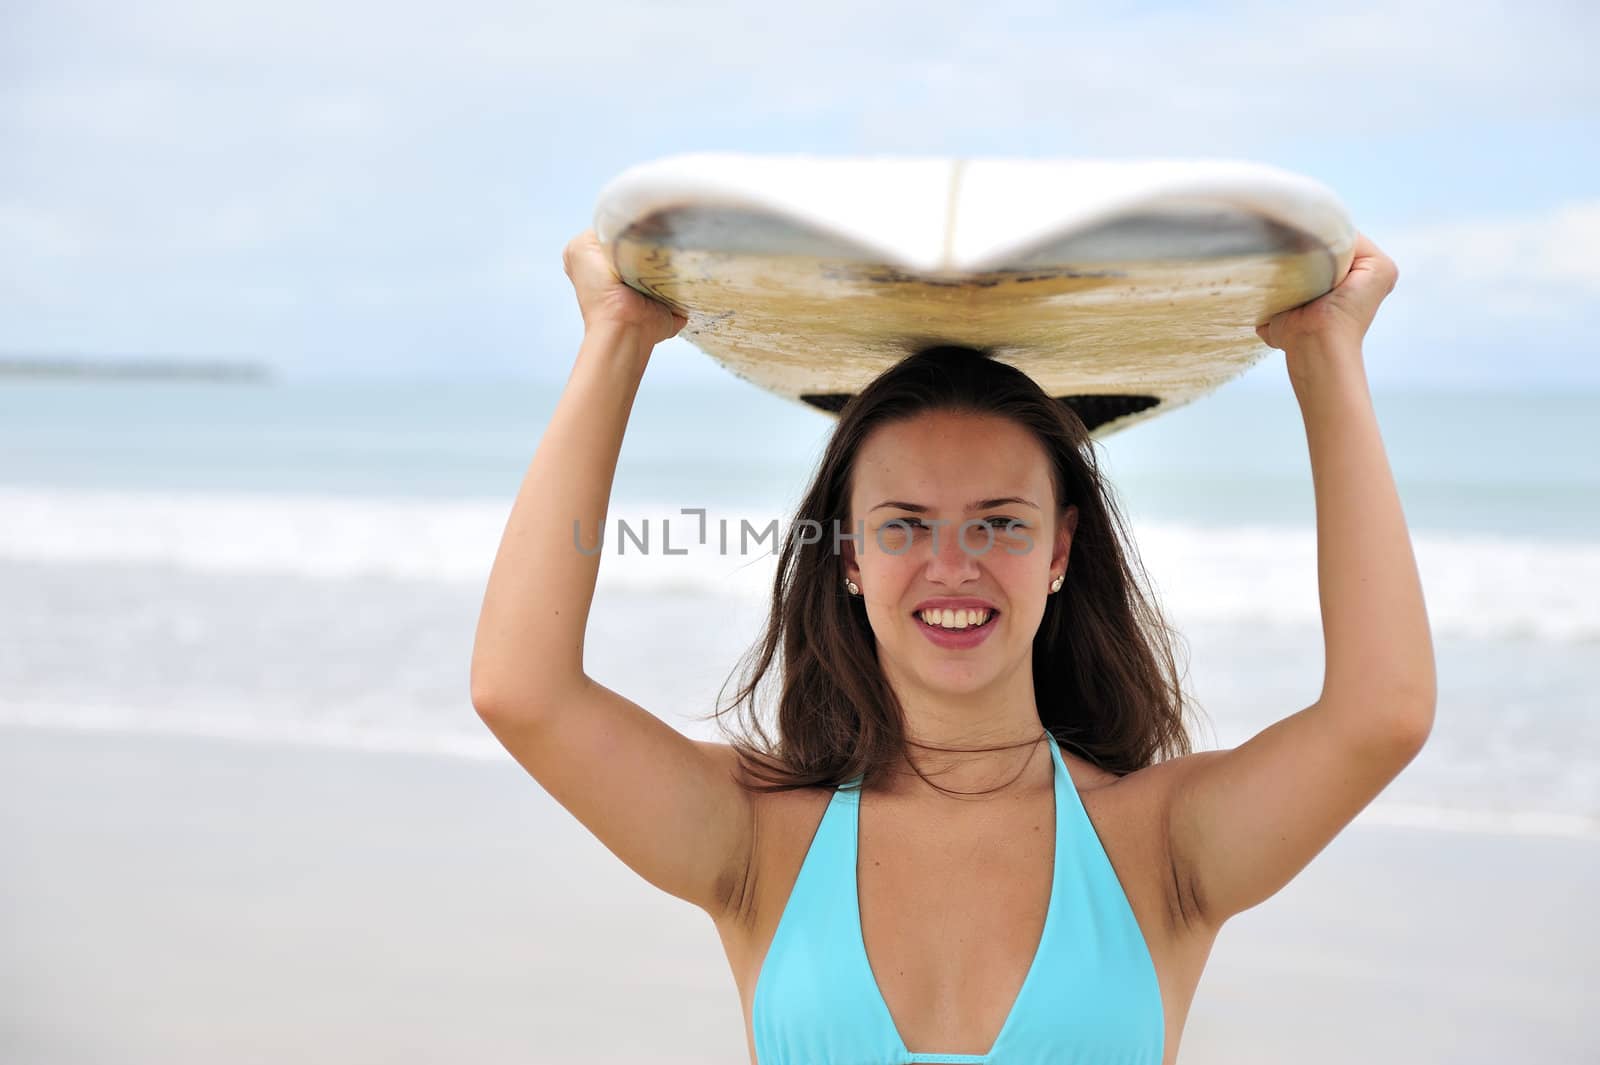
[1054,505,1078,574]
[840,530,860,585]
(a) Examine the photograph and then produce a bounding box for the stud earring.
[1049,575,1063,593]
[844,579,860,596]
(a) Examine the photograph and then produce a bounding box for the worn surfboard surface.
[594,153,1355,436]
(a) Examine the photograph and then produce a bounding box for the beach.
[6,2,1599,1061]
[3,376,1596,1064]
[4,723,1594,1065]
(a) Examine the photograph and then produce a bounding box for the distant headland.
[0,355,274,382]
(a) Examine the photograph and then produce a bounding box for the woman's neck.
[883,718,1052,800]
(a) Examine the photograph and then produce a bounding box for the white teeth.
[919,608,991,630]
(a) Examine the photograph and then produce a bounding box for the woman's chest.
[718,771,1210,1064]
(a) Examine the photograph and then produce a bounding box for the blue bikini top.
[751,729,1165,1064]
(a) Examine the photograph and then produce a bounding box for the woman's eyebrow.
[869,496,1039,513]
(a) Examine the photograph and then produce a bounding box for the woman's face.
[842,410,1077,695]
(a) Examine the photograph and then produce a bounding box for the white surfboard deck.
[594,153,1355,437]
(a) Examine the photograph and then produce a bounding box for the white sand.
[2,724,1594,1064]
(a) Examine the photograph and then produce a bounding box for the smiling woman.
[709,344,1195,793]
[699,346,1186,1064]
[469,229,1434,1065]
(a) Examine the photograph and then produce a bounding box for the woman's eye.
[890,518,1024,531]
[875,520,922,537]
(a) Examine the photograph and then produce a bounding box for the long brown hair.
[698,345,1204,795]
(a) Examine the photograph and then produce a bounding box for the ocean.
[2,370,1596,839]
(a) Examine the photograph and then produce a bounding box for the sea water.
[1,370,1595,838]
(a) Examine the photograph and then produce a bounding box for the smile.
[913,608,999,648]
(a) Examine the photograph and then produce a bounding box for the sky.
[3,0,1597,388]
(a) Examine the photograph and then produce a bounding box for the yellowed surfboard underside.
[598,156,1354,437]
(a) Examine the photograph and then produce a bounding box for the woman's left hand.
[1255,230,1400,354]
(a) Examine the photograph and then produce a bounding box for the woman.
[470,228,1435,1065]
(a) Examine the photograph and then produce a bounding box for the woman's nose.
[924,521,984,581]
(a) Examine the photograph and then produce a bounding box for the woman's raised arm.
[469,233,756,921]
[1161,233,1438,931]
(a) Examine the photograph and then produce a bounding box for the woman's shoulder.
[1070,747,1189,832]
[1060,747,1124,792]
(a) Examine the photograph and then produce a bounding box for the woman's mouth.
[914,607,999,648]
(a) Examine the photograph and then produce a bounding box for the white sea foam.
[0,700,508,760]
[2,486,1595,644]
[1354,801,1600,841]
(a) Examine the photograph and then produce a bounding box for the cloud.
[9,1,1594,145]
[1385,200,1600,322]
[1,0,1595,379]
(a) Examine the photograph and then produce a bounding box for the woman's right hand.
[562,229,689,350]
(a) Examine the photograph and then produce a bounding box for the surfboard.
[593,153,1355,437]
